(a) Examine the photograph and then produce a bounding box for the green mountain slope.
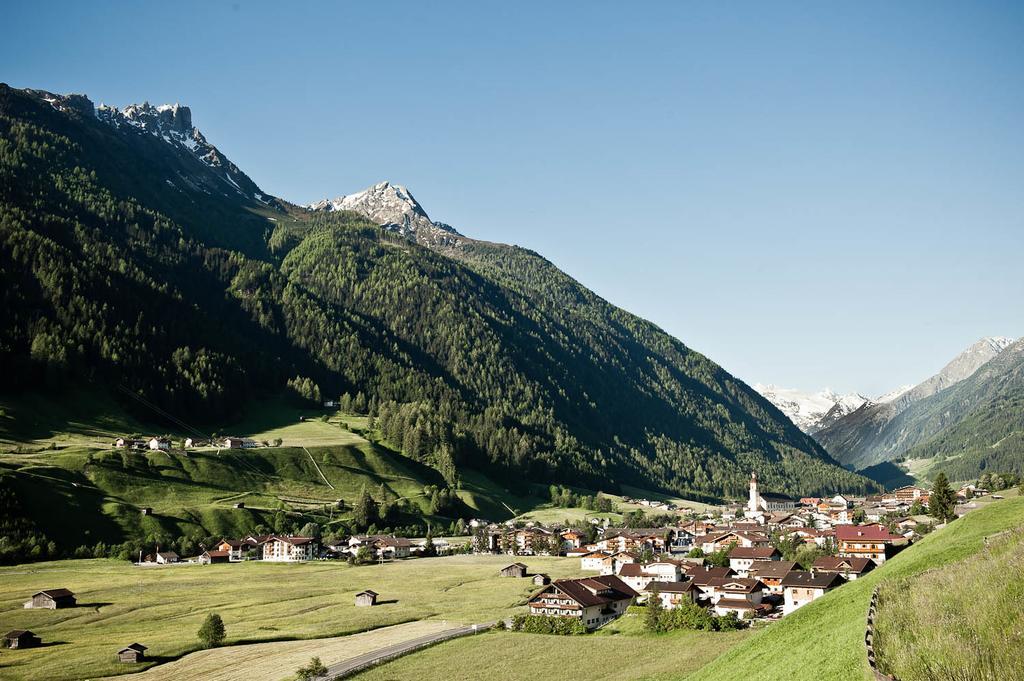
[815,338,1017,471]
[0,83,873,505]
[685,493,1024,681]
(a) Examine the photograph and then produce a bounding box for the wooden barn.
[499,562,528,578]
[3,630,41,649]
[354,590,378,607]
[198,550,230,564]
[117,643,147,663]
[24,588,76,609]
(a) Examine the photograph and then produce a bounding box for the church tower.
[748,471,760,514]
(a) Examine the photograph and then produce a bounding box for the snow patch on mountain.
[308,181,462,248]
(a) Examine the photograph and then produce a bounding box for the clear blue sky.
[5,1,1023,395]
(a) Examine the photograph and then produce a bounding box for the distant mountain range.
[753,384,909,434]
[0,84,876,500]
[812,337,1019,478]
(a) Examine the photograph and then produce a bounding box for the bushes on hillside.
[641,599,746,633]
[508,614,588,635]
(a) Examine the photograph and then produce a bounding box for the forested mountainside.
[0,84,874,499]
[897,339,1024,480]
[815,337,1017,471]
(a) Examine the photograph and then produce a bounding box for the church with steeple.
[746,471,797,520]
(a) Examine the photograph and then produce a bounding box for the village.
[5,469,990,661]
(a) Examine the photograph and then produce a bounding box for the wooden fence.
[865,585,898,681]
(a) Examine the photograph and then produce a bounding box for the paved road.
[325,622,493,678]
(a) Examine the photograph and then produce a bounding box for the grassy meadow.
[0,554,583,681]
[99,620,455,681]
[873,528,1024,680]
[353,611,749,681]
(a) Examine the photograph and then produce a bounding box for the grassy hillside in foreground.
[353,609,748,681]
[0,554,581,681]
[684,494,1024,681]
[874,527,1024,680]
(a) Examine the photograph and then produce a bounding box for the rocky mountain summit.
[309,181,463,248]
[753,385,871,433]
[29,89,274,207]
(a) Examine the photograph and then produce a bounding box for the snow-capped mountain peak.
[753,384,869,433]
[308,181,462,248]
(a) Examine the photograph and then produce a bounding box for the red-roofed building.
[835,525,898,564]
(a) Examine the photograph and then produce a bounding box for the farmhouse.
[499,562,528,578]
[24,588,76,609]
[117,643,147,663]
[706,577,768,617]
[216,539,247,561]
[3,630,41,649]
[727,546,781,577]
[114,437,146,449]
[528,575,637,630]
[812,556,875,580]
[155,551,179,564]
[148,437,171,451]
[781,571,846,615]
[262,535,317,562]
[354,590,378,607]
[835,524,899,564]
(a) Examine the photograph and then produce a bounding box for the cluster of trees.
[507,613,588,635]
[770,532,837,569]
[547,485,616,512]
[977,472,1021,492]
[642,597,745,633]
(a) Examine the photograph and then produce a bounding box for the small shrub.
[197,612,226,648]
[509,614,588,635]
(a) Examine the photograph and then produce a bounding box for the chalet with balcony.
[835,524,899,564]
[527,575,637,630]
[812,556,875,580]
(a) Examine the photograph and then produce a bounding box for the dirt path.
[98,621,458,681]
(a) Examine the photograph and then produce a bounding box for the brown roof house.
[499,562,528,578]
[354,590,378,607]
[812,556,875,580]
[781,571,846,615]
[3,630,41,649]
[727,546,781,577]
[707,577,769,618]
[24,588,76,609]
[117,643,148,663]
[528,575,638,630]
[198,550,231,564]
[746,560,798,594]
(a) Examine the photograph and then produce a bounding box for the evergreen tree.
[929,472,956,523]
[197,612,226,648]
[644,584,664,632]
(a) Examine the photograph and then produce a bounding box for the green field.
[0,554,582,681]
[353,609,748,681]
[684,495,1024,681]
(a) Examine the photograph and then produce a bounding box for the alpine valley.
[0,84,878,559]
